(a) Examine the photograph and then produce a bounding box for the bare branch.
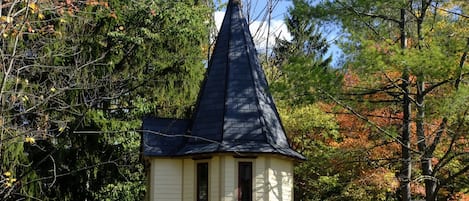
[426,117,447,156]
[455,38,469,89]
[441,165,469,186]
[431,4,469,19]
[319,88,420,154]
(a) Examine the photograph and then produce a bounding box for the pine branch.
[423,73,469,96]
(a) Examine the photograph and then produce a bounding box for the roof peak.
[143,0,305,160]
[231,0,242,5]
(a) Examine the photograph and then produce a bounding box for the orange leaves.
[343,70,360,87]
[109,11,117,19]
[355,167,399,191]
[86,0,109,8]
[0,16,14,23]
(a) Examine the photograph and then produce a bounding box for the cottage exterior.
[142,1,305,200]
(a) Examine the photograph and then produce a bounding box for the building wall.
[219,155,236,201]
[210,156,221,201]
[148,155,294,201]
[149,158,183,201]
[182,159,194,201]
[254,156,267,200]
[267,157,294,201]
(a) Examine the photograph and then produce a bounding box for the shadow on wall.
[262,167,292,201]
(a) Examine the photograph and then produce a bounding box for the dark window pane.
[238,162,252,201]
[197,163,209,201]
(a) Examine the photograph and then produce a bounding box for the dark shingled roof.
[142,0,305,160]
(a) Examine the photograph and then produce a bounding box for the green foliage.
[270,0,342,106]
[280,104,340,142]
[1,0,209,200]
[307,0,469,200]
[278,103,343,201]
[270,55,341,105]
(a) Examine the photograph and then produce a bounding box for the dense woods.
[1,0,467,200]
[270,0,468,200]
[1,0,209,200]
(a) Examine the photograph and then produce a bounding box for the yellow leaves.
[38,13,45,20]
[21,95,29,102]
[55,31,63,38]
[28,3,39,14]
[0,16,14,23]
[50,87,57,93]
[25,137,36,144]
[28,3,38,10]
[3,171,12,177]
[58,126,65,133]
[2,171,17,188]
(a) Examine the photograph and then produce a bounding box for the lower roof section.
[142,117,305,160]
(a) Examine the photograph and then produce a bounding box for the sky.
[214,0,293,52]
[213,0,344,67]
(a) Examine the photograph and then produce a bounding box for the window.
[238,162,252,201]
[197,163,209,201]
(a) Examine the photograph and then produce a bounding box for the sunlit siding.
[210,156,221,200]
[254,156,268,201]
[149,158,183,201]
[221,156,236,201]
[148,155,294,201]
[267,157,293,201]
[183,159,194,201]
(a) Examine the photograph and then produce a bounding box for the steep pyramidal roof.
[142,0,304,160]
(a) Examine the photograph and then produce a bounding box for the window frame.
[237,161,253,201]
[196,162,209,201]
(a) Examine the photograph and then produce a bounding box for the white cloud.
[214,11,225,31]
[214,11,291,52]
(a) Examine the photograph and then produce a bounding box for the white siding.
[210,156,220,201]
[221,156,236,201]
[182,159,194,201]
[149,158,183,201]
[267,157,294,201]
[254,156,268,201]
[148,155,294,201]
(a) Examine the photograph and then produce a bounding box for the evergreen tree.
[1,0,210,200]
[270,0,340,106]
[266,1,344,200]
[306,0,469,200]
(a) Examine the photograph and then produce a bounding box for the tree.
[278,103,344,201]
[308,0,469,200]
[270,0,340,106]
[1,0,210,200]
[266,1,345,200]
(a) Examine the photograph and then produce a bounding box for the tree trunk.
[416,78,438,201]
[399,7,412,201]
[415,1,438,199]
[401,69,412,201]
